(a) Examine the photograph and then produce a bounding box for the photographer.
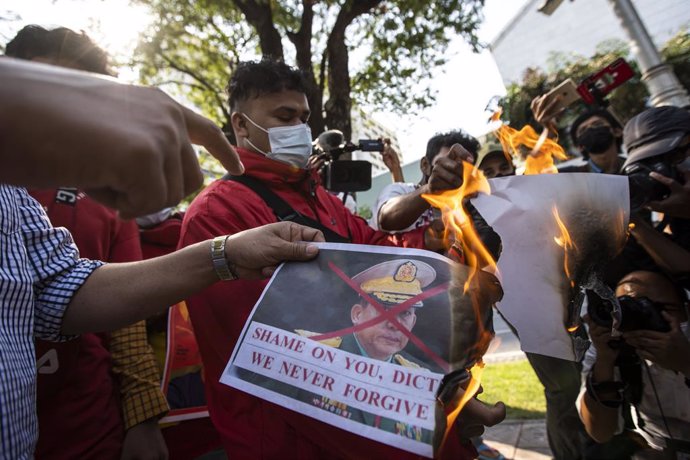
[619,106,690,283]
[531,92,625,174]
[578,271,690,458]
[631,109,690,220]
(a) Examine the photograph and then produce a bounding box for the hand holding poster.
[222,244,459,457]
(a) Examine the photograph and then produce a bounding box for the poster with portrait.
[221,244,456,457]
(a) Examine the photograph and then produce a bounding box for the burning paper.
[471,173,629,361]
[490,108,568,175]
[221,243,492,458]
[422,160,507,455]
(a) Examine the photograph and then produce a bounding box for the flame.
[490,109,567,175]
[552,205,577,287]
[441,361,485,449]
[422,162,496,291]
[422,161,496,451]
[553,206,582,333]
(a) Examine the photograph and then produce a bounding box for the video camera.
[587,290,670,333]
[313,130,383,192]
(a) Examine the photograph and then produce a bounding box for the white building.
[491,0,690,85]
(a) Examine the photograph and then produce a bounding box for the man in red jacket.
[180,59,503,459]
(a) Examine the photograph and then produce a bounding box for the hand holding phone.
[531,78,582,126]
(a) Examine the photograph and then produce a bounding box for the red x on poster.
[221,243,457,457]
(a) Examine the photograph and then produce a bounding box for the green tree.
[499,30,690,153]
[661,29,690,93]
[133,0,485,139]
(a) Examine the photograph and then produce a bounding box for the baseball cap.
[622,106,690,168]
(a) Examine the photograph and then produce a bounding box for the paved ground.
[482,419,552,460]
[482,320,553,459]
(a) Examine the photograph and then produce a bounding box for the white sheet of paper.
[472,173,629,361]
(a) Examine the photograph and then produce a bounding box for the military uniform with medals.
[296,259,438,443]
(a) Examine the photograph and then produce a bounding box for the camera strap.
[223,174,351,243]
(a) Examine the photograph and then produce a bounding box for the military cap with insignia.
[352,259,436,308]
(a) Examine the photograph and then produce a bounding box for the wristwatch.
[211,235,239,281]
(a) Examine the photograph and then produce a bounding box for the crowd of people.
[1,22,689,460]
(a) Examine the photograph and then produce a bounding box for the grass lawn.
[478,359,546,420]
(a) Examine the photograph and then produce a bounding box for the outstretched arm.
[378,144,472,232]
[0,58,243,218]
[62,222,324,334]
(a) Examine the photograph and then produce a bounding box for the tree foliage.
[499,30,690,153]
[662,29,690,92]
[132,0,485,138]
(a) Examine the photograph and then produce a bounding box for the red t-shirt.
[179,149,473,459]
[30,188,141,459]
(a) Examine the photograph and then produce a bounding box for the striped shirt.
[0,185,102,459]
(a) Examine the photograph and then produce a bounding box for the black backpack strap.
[223,174,350,243]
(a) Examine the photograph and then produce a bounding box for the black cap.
[623,106,690,168]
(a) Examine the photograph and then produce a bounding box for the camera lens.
[624,162,672,211]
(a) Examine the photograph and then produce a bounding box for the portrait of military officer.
[346,259,435,365]
[296,259,438,442]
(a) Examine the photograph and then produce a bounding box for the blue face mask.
[243,114,313,169]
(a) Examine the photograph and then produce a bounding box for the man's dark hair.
[425,130,480,163]
[228,59,308,112]
[569,108,623,148]
[5,25,111,76]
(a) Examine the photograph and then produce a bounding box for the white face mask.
[243,114,313,168]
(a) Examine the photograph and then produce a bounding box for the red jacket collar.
[235,147,314,186]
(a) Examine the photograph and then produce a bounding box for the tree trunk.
[232,0,284,60]
[324,0,382,141]
[288,0,325,136]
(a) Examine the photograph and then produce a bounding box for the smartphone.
[542,78,582,114]
[577,58,635,104]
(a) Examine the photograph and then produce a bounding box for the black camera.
[314,130,383,192]
[623,158,679,212]
[587,291,670,333]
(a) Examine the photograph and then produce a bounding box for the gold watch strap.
[211,235,239,281]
